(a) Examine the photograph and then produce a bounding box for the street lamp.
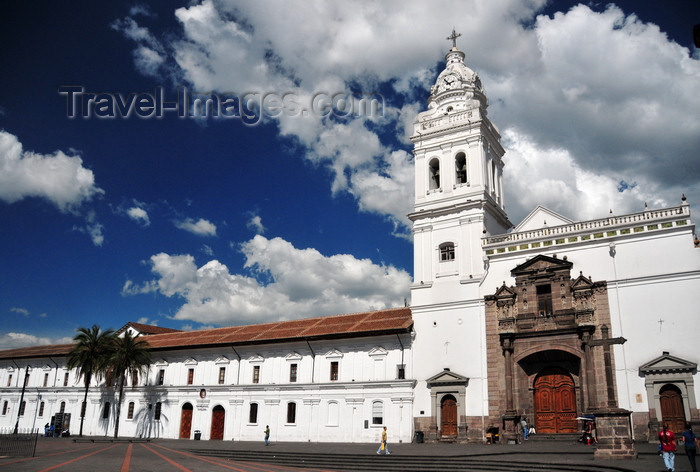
[13,366,30,434]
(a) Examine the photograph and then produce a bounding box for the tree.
[107,331,151,438]
[66,324,115,437]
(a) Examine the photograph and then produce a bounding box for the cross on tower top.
[447,28,462,48]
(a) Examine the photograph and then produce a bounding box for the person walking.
[659,423,677,472]
[521,417,529,441]
[376,426,390,455]
[681,423,698,472]
[264,425,270,446]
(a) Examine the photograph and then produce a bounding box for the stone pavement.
[0,435,690,472]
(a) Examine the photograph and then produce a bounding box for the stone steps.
[188,448,636,472]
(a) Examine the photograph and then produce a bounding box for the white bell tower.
[409,31,511,301]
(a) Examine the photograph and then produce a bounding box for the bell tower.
[409,31,511,298]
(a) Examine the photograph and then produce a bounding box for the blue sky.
[1,1,698,349]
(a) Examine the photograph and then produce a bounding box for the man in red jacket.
[659,424,677,472]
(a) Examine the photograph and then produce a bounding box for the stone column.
[501,336,518,444]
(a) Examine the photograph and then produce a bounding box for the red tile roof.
[117,322,182,336]
[0,307,413,359]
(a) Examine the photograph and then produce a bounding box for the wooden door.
[534,368,578,433]
[660,384,685,433]
[210,405,225,440]
[179,403,193,439]
[441,395,458,437]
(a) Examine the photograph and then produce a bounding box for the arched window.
[455,152,467,184]
[287,402,296,424]
[439,243,455,262]
[249,402,258,424]
[372,401,384,425]
[429,158,440,190]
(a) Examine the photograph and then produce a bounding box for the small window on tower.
[455,152,467,184]
[429,158,440,190]
[439,243,455,262]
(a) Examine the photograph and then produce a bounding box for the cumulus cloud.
[0,332,64,350]
[113,1,700,227]
[0,130,103,212]
[10,307,30,317]
[174,217,217,236]
[123,235,411,325]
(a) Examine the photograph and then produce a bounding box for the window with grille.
[372,401,383,425]
[127,402,135,419]
[19,401,26,416]
[287,402,296,424]
[397,364,406,380]
[39,402,45,417]
[218,367,226,385]
[103,402,110,419]
[330,361,339,381]
[7,374,12,387]
[290,364,297,383]
[253,365,260,384]
[155,402,162,420]
[187,368,194,385]
[44,373,49,387]
[63,372,69,386]
[439,243,455,262]
[158,369,165,385]
[537,284,553,316]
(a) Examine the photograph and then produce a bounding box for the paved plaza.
[0,436,689,472]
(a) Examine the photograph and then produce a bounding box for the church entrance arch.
[440,395,457,437]
[210,405,225,440]
[533,367,577,433]
[179,403,193,439]
[659,384,685,433]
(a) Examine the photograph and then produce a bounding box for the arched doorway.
[660,384,685,433]
[179,403,193,439]
[534,367,577,433]
[440,395,457,437]
[210,405,225,440]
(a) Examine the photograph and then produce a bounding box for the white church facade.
[0,38,698,452]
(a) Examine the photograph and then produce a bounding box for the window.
[187,368,194,385]
[2,401,7,415]
[39,402,45,417]
[218,367,226,385]
[440,243,455,262]
[330,361,339,381]
[81,401,86,418]
[455,152,467,184]
[44,373,49,387]
[7,374,12,387]
[24,373,29,387]
[429,158,440,190]
[19,401,26,416]
[537,284,553,316]
[63,372,69,386]
[286,402,296,424]
[397,364,406,380]
[127,402,135,419]
[60,401,65,413]
[289,364,297,383]
[157,369,165,386]
[131,369,138,387]
[253,365,260,384]
[103,402,110,419]
[249,403,258,423]
[372,401,383,425]
[154,402,162,420]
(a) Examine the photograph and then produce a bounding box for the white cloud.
[125,235,411,325]
[114,1,700,227]
[10,307,29,317]
[0,130,103,212]
[0,332,62,350]
[246,215,265,234]
[174,217,217,236]
[127,206,150,226]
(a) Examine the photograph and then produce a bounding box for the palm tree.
[66,324,115,437]
[107,331,151,438]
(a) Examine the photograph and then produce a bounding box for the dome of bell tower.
[428,43,487,115]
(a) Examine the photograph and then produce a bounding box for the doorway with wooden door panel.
[534,367,578,434]
[440,395,458,437]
